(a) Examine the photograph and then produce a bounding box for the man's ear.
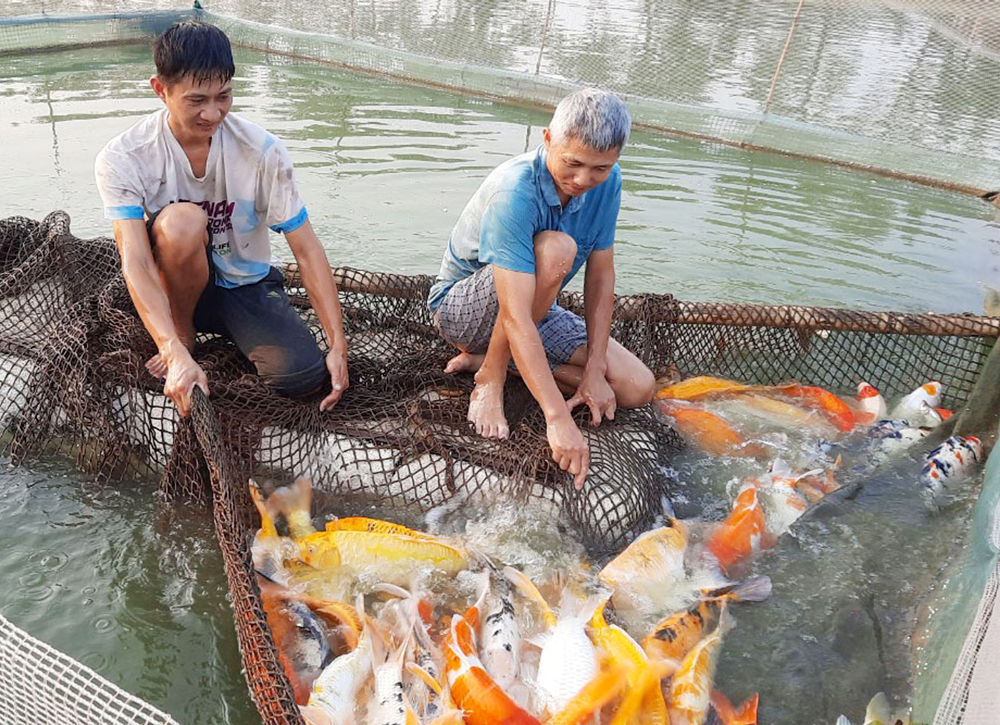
[150,75,168,102]
[542,127,552,150]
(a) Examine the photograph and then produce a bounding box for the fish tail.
[865,692,891,724]
[660,496,678,522]
[248,479,278,539]
[608,660,670,725]
[299,704,336,725]
[722,575,772,603]
[503,566,557,629]
[407,662,443,696]
[266,477,316,540]
[710,690,759,725]
[588,590,614,629]
[550,665,628,725]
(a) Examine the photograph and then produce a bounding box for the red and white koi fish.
[890,381,943,421]
[853,382,887,426]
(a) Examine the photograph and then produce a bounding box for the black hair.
[153,21,235,86]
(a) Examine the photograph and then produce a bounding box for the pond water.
[1,41,998,725]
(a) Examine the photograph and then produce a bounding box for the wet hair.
[153,21,235,86]
[548,88,631,152]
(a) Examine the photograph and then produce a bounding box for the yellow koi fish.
[298,529,468,583]
[642,577,770,666]
[655,376,750,401]
[589,598,671,725]
[598,513,688,609]
[546,665,629,725]
[667,632,723,725]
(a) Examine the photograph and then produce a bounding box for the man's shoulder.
[480,149,543,203]
[221,112,286,161]
[98,109,166,161]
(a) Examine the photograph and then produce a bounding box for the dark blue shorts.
[147,211,327,398]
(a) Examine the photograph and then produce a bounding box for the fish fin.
[525,632,551,650]
[266,477,315,540]
[465,543,498,572]
[503,566,556,628]
[588,590,614,629]
[426,710,466,725]
[705,575,772,603]
[660,495,677,522]
[299,704,336,725]
[835,718,854,725]
[368,616,391,668]
[406,662,443,696]
[373,582,411,600]
[866,692,891,723]
[248,479,279,539]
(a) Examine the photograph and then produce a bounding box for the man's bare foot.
[145,353,168,379]
[444,351,485,375]
[468,380,509,439]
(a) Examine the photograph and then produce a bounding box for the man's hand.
[162,346,209,417]
[547,413,590,489]
[567,366,616,426]
[320,345,349,412]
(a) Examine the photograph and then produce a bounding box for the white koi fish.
[504,567,600,716]
[302,596,373,725]
[479,573,521,691]
[890,382,943,421]
[921,435,985,509]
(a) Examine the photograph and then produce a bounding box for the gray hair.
[548,88,631,152]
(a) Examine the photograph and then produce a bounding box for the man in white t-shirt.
[95,21,348,417]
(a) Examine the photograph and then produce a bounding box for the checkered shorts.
[434,265,588,370]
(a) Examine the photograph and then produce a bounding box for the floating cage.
[2,212,999,724]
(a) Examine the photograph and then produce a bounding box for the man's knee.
[153,203,210,258]
[254,343,328,398]
[614,363,656,409]
[534,231,577,283]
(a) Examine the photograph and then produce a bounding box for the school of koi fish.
[248,376,986,725]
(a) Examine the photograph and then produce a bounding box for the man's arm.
[568,246,617,425]
[112,219,208,416]
[494,266,589,486]
[284,220,349,411]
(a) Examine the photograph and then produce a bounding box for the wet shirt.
[428,145,621,311]
[94,109,307,288]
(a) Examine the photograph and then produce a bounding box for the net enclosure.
[2,0,999,195]
[2,211,999,724]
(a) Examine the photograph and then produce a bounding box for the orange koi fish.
[641,577,771,666]
[442,575,540,725]
[656,376,750,401]
[769,384,856,432]
[257,574,335,705]
[706,483,773,574]
[710,690,760,725]
[655,401,767,458]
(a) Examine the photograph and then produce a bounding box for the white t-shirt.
[95,109,307,288]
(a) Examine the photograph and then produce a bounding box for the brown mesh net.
[1,211,998,724]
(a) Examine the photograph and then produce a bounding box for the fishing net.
[1,211,999,723]
[0,612,179,725]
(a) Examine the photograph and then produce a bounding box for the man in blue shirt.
[429,88,655,488]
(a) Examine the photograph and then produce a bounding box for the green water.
[1,42,999,724]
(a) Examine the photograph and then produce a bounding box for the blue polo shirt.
[428,145,621,312]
